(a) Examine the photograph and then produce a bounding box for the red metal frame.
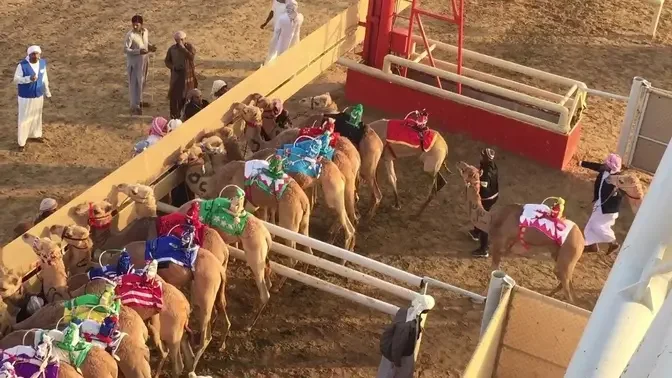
[361,0,464,93]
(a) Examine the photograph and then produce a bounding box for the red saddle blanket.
[298,127,340,147]
[115,274,164,310]
[156,209,205,245]
[386,119,436,151]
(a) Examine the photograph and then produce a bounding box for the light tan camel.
[176,194,273,330]
[456,161,585,304]
[606,172,646,215]
[368,110,451,215]
[248,120,360,225]
[0,329,118,378]
[48,223,192,378]
[92,184,228,372]
[295,93,385,220]
[20,234,70,303]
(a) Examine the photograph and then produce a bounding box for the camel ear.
[116,183,129,192]
[325,92,333,103]
[131,186,139,196]
[85,224,90,232]
[104,202,114,213]
[73,203,90,216]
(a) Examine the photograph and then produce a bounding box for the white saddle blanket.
[520,204,575,245]
[244,160,289,193]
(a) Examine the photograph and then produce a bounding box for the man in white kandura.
[265,0,304,64]
[13,45,52,152]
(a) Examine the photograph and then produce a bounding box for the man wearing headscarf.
[265,0,304,64]
[182,88,209,121]
[13,197,58,238]
[124,15,155,115]
[13,45,52,152]
[165,31,198,119]
[580,153,624,253]
[469,148,499,258]
[211,80,228,99]
[133,116,182,155]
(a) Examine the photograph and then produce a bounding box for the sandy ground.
[1,0,672,376]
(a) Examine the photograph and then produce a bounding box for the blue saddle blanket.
[277,135,334,178]
[88,250,143,280]
[144,235,199,271]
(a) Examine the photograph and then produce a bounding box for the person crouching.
[469,148,499,258]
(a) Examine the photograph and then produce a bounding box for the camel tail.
[442,158,453,175]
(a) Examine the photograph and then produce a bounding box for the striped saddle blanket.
[77,318,126,360]
[115,273,164,311]
[145,235,199,271]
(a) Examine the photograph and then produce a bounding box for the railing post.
[480,270,516,337]
[565,137,672,378]
[616,77,650,164]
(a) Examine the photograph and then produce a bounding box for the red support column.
[361,0,398,69]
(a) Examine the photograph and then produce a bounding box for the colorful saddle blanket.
[386,119,437,151]
[145,235,199,271]
[0,345,59,378]
[35,327,93,372]
[156,208,205,246]
[327,113,367,146]
[75,317,126,359]
[199,198,249,237]
[298,125,340,148]
[244,160,291,199]
[115,273,164,310]
[518,204,575,248]
[63,292,121,324]
[87,250,142,281]
[277,137,331,178]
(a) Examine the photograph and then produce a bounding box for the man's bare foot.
[18,145,25,152]
[32,137,45,143]
[606,242,620,255]
[584,244,600,253]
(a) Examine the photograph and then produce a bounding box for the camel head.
[21,233,64,267]
[607,173,645,214]
[298,93,335,111]
[49,224,92,270]
[176,145,205,166]
[0,265,24,302]
[232,103,263,125]
[200,135,225,154]
[117,183,155,205]
[73,200,114,229]
[456,161,480,188]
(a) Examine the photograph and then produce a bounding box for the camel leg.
[549,283,563,298]
[363,174,383,222]
[273,210,303,292]
[247,258,272,332]
[554,242,581,304]
[382,159,401,210]
[416,175,439,217]
[190,275,216,371]
[344,172,359,227]
[241,230,272,331]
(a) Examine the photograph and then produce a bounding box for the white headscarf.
[174,31,187,41]
[27,45,41,56]
[39,198,57,212]
[406,294,435,322]
[211,80,227,97]
[167,119,182,132]
[285,0,298,22]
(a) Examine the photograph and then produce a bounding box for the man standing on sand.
[165,31,198,119]
[265,0,303,64]
[13,45,52,152]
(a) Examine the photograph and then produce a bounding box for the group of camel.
[0,91,648,377]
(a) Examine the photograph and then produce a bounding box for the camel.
[368,110,451,215]
[456,161,585,304]
[606,172,646,215]
[20,234,70,303]
[0,328,118,378]
[48,224,193,378]
[238,94,292,141]
[294,93,385,220]
[176,191,273,330]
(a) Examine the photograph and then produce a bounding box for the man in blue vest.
[13,45,52,152]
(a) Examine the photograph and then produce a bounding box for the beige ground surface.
[1,0,671,376]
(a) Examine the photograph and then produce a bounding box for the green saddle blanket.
[199,198,249,237]
[63,292,121,324]
[35,326,93,371]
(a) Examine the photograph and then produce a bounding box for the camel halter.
[87,203,112,230]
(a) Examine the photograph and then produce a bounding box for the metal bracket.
[619,258,672,311]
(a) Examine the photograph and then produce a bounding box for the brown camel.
[368,110,451,215]
[295,93,385,220]
[48,223,192,378]
[248,120,360,226]
[456,161,585,304]
[0,329,118,378]
[176,194,273,330]
[92,184,228,371]
[606,172,646,215]
[20,234,70,303]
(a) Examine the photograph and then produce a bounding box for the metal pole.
[651,0,666,39]
[616,77,649,163]
[480,270,516,337]
[622,286,672,377]
[565,137,672,378]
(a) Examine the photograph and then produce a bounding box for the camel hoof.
[219,342,226,352]
[393,204,401,211]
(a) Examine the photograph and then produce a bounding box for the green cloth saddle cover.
[36,327,93,371]
[63,292,121,324]
[199,198,249,237]
[244,160,290,200]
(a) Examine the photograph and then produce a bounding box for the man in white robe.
[265,0,304,64]
[580,153,624,254]
[13,45,52,152]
